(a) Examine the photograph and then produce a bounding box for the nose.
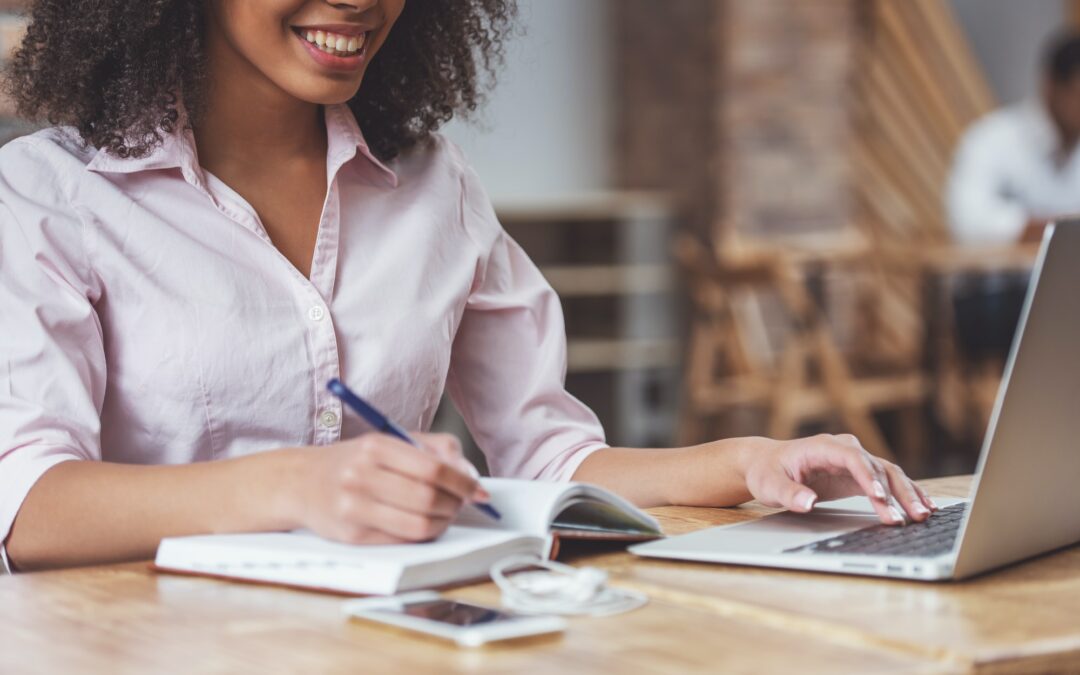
[326,0,379,11]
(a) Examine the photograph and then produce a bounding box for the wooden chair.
[676,234,929,467]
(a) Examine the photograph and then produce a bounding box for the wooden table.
[2,476,1077,674]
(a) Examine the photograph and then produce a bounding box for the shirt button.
[308,305,326,322]
[320,410,339,428]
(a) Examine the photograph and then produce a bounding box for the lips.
[291,25,374,71]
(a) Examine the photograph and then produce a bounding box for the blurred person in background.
[947,30,1080,245]
[944,31,1080,380]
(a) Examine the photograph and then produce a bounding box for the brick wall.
[720,0,858,237]
[614,0,720,236]
[616,0,860,239]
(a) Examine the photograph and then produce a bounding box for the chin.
[282,78,364,107]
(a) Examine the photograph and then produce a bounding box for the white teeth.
[301,29,366,55]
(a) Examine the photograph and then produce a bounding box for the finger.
[760,470,818,513]
[816,437,903,525]
[415,432,463,464]
[353,468,465,519]
[370,437,479,501]
[414,432,488,498]
[882,463,931,522]
[912,481,939,511]
[862,456,907,525]
[815,435,882,501]
[882,463,936,512]
[364,499,453,542]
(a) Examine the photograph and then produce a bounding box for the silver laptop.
[632,223,1080,581]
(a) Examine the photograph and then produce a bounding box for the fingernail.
[928,498,940,511]
[474,486,491,502]
[873,481,887,500]
[801,492,817,511]
[912,503,930,517]
[889,506,904,524]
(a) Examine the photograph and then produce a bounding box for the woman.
[0,0,934,572]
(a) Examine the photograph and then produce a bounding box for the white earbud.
[490,555,648,617]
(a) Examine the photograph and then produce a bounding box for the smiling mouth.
[293,28,368,58]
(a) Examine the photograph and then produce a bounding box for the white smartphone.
[343,592,566,647]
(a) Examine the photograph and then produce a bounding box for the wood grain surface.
[1,476,1074,674]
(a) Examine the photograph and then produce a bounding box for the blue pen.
[327,378,501,521]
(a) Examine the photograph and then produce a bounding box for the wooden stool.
[676,235,929,466]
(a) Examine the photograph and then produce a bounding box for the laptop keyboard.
[783,502,968,558]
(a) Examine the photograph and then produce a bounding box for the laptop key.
[784,503,968,558]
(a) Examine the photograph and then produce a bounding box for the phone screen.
[376,599,521,627]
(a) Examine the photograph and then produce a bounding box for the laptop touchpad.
[673,498,883,555]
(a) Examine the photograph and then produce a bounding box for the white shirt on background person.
[947,100,1080,245]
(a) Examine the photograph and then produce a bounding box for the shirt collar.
[84,122,196,175]
[86,103,398,189]
[323,103,398,188]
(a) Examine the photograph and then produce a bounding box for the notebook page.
[553,484,662,535]
[453,479,570,536]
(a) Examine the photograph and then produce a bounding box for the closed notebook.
[153,478,662,595]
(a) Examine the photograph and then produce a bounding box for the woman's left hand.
[738,434,937,525]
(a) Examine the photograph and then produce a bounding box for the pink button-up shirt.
[0,104,607,571]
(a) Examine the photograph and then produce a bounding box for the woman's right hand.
[290,432,486,545]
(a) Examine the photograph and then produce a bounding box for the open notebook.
[154,478,662,595]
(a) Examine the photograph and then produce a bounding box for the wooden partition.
[853,0,995,244]
[849,0,996,368]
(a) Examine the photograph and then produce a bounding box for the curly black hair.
[4,1,517,160]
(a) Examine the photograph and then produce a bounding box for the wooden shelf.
[567,338,681,372]
[542,264,675,297]
[490,190,683,447]
[494,191,675,223]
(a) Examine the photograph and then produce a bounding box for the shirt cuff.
[537,441,609,483]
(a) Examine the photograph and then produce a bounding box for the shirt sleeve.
[945,119,1029,246]
[0,139,106,570]
[445,156,608,482]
